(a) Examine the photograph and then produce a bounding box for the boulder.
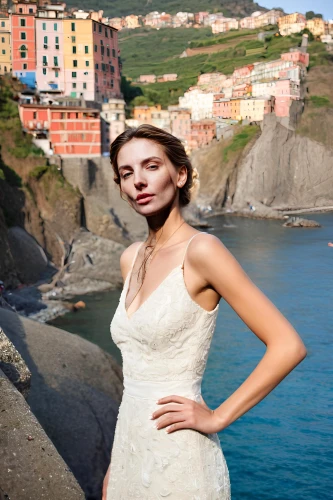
[0,308,123,499]
[0,326,31,397]
[282,216,321,228]
[0,367,85,500]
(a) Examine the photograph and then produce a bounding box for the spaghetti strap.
[181,232,207,269]
[126,241,144,281]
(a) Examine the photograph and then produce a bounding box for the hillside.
[120,27,321,108]
[64,0,267,19]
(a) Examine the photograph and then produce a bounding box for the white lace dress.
[108,235,231,499]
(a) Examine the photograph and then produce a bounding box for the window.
[19,8,22,13]
[2,49,5,55]
[1,21,5,27]
[72,82,76,88]
[72,59,77,67]
[100,40,103,45]
[83,82,87,89]
[71,36,76,43]
[43,68,47,75]
[20,32,26,40]
[55,71,59,78]
[72,71,77,78]
[94,44,97,52]
[93,23,96,32]
[20,19,26,27]
[54,23,58,31]
[23,63,27,69]
[71,22,75,32]
[101,46,104,55]
[54,56,58,66]
[33,112,37,119]
[44,36,48,44]
[43,55,47,66]
[106,48,110,57]
[111,79,114,88]
[110,30,113,38]
[72,46,76,54]
[95,63,98,69]
[1,37,4,43]
[98,24,102,33]
[105,28,108,37]
[55,36,59,49]
[85,60,89,67]
[29,8,33,13]
[42,22,46,30]
[112,49,116,57]
[84,45,89,54]
[102,63,105,71]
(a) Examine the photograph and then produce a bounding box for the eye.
[147,164,158,170]
[121,171,132,179]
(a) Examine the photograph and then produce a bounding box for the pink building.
[169,106,191,142]
[233,64,254,84]
[189,120,216,150]
[281,50,309,67]
[138,74,156,83]
[35,4,65,94]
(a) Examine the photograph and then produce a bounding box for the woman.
[103,124,307,499]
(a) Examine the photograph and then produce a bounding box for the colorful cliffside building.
[11,0,37,88]
[0,13,11,74]
[19,103,101,156]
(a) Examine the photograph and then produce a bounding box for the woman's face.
[117,138,187,217]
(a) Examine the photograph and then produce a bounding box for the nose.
[133,170,147,189]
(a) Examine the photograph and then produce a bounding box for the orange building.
[213,98,241,120]
[133,104,161,123]
[19,104,101,156]
[11,0,38,88]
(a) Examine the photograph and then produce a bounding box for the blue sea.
[50,213,333,499]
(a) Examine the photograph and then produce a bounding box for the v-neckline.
[124,264,182,320]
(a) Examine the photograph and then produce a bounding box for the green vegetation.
[309,95,331,107]
[28,165,49,180]
[0,148,22,187]
[64,0,266,18]
[223,125,259,161]
[8,126,44,158]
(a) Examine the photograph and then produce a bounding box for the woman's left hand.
[150,394,223,434]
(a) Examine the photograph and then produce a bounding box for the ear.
[177,165,187,188]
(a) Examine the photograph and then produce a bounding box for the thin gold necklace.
[126,219,186,312]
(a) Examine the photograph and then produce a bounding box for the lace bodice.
[110,235,219,383]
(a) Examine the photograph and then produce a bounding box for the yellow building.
[0,16,11,75]
[124,15,140,29]
[306,18,326,37]
[63,18,94,100]
[278,12,306,36]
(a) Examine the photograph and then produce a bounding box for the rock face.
[0,366,85,500]
[61,157,147,243]
[0,308,123,499]
[232,111,333,212]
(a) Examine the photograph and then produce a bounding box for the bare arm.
[190,234,307,430]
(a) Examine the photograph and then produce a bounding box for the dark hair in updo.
[110,124,198,207]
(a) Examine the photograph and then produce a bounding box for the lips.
[136,193,154,202]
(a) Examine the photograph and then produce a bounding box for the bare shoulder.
[120,241,143,280]
[186,232,239,283]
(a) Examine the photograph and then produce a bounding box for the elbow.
[290,340,307,365]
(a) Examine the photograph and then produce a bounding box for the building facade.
[19,103,101,156]
[11,0,37,88]
[0,14,11,74]
[35,4,65,94]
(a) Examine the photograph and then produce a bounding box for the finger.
[166,421,189,433]
[157,395,189,405]
[156,413,186,430]
[152,403,185,419]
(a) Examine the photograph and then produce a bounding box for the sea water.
[50,213,333,499]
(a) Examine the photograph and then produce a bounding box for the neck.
[146,206,184,245]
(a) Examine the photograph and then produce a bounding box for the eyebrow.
[118,156,163,171]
